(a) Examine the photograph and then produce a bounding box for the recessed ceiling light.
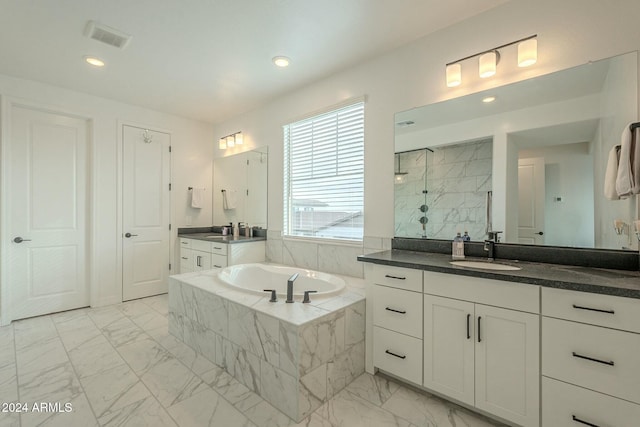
[84,56,105,67]
[482,96,496,103]
[272,56,290,67]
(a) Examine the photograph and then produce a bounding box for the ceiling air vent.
[84,21,132,50]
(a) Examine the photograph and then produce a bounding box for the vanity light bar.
[446,35,537,87]
[218,131,243,150]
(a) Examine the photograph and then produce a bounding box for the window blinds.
[283,101,364,240]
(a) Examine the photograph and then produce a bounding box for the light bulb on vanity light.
[234,132,243,145]
[518,38,537,67]
[446,63,461,87]
[218,137,227,149]
[226,135,235,148]
[479,51,498,78]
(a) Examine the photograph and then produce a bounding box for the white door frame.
[116,120,173,302]
[0,95,95,326]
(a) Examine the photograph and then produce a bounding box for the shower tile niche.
[394,139,492,241]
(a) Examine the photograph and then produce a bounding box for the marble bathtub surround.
[266,230,392,278]
[169,269,366,421]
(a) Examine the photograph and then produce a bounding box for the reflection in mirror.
[395,141,492,240]
[213,147,268,228]
[395,51,638,250]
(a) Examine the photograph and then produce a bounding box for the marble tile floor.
[0,294,505,427]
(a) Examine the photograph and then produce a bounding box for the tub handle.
[302,290,317,304]
[263,289,278,302]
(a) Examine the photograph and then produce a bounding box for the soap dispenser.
[452,232,465,259]
[233,223,240,238]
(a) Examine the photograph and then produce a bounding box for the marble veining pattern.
[395,140,492,240]
[0,293,505,427]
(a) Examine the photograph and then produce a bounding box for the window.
[283,101,364,241]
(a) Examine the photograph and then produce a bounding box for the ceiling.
[0,0,506,124]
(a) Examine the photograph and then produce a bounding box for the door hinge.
[246,189,249,196]
[169,224,172,230]
[169,183,172,191]
[247,159,249,165]
[169,146,172,153]
[169,263,172,270]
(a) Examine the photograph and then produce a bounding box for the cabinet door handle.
[466,314,471,339]
[385,307,406,314]
[572,352,614,366]
[384,274,406,280]
[572,415,601,427]
[385,350,406,360]
[196,255,202,267]
[477,316,482,342]
[572,304,615,315]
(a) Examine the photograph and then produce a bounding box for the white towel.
[615,123,634,198]
[191,188,205,209]
[604,145,621,200]
[223,189,237,210]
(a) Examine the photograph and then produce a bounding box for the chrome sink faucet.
[286,273,299,303]
[484,231,502,261]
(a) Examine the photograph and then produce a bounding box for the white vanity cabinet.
[367,264,423,386]
[423,271,540,427]
[179,237,265,273]
[541,287,640,426]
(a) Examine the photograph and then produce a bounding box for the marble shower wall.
[168,279,365,422]
[395,140,492,241]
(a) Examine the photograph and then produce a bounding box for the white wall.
[0,73,213,318]
[212,0,640,276]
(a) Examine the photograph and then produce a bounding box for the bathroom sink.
[449,260,521,271]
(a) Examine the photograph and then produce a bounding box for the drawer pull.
[214,246,223,250]
[466,313,471,339]
[385,307,406,314]
[571,352,614,366]
[384,274,406,280]
[572,415,601,427]
[572,304,615,315]
[181,257,188,260]
[385,349,406,360]
[477,316,482,343]
[213,265,222,268]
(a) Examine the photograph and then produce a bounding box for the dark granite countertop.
[178,232,265,244]
[357,250,640,299]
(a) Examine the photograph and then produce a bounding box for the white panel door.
[475,304,540,427]
[122,125,171,301]
[518,157,545,244]
[423,295,475,406]
[8,105,89,320]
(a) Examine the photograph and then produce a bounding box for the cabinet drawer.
[211,253,227,269]
[542,287,640,333]
[373,326,422,385]
[373,285,422,338]
[367,264,422,292]
[542,317,640,404]
[543,376,640,427]
[190,239,212,252]
[209,242,228,256]
[423,271,539,314]
[179,238,191,248]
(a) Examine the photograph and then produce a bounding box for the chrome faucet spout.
[286,273,299,303]
[484,240,495,261]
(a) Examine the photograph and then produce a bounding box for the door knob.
[124,233,138,238]
[13,237,31,243]
[536,231,544,235]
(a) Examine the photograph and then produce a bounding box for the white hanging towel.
[615,123,635,198]
[604,145,621,200]
[191,188,205,209]
[632,126,640,194]
[222,189,237,210]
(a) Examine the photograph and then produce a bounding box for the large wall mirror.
[213,147,268,228]
[395,51,638,250]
